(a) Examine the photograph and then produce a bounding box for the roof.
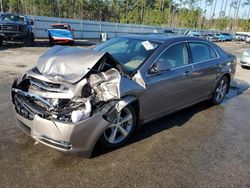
[51,23,69,26]
[0,12,26,17]
[119,34,208,43]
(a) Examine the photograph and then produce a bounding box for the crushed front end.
[11,46,144,157]
[11,73,112,157]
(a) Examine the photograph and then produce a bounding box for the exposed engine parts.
[12,46,145,124]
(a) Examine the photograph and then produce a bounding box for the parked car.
[221,33,233,41]
[214,34,227,42]
[233,34,246,41]
[11,35,236,157]
[246,35,250,43]
[205,34,218,42]
[240,48,250,68]
[0,13,34,46]
[184,30,201,37]
[47,23,74,45]
[162,29,177,35]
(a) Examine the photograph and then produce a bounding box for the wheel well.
[222,73,231,93]
[129,99,140,127]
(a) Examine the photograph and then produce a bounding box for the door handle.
[183,70,193,77]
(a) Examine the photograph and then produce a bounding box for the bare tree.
[242,0,250,18]
[219,0,225,17]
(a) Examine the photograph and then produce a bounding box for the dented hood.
[36,46,107,83]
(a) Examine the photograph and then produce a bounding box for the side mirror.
[156,59,172,72]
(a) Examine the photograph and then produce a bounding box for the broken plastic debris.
[71,100,92,123]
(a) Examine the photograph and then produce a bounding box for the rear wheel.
[68,40,74,46]
[241,65,247,69]
[211,76,229,105]
[99,105,137,150]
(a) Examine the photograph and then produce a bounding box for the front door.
[141,42,195,122]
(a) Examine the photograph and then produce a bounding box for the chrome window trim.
[146,41,191,77]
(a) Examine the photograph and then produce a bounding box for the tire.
[24,33,34,47]
[241,65,246,69]
[69,40,74,46]
[211,76,229,105]
[99,105,137,150]
[49,37,54,46]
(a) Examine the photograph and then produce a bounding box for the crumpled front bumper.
[15,110,110,158]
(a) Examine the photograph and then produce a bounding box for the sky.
[175,0,249,19]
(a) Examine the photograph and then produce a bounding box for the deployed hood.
[36,46,107,83]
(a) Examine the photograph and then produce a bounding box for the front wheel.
[211,76,229,105]
[24,33,34,47]
[99,105,137,150]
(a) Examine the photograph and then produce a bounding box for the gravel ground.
[0,41,249,188]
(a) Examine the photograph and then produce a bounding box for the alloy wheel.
[214,77,228,103]
[104,107,133,144]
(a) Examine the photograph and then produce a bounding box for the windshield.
[51,25,69,30]
[94,37,160,72]
[0,14,25,23]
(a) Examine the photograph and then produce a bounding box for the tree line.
[0,0,249,32]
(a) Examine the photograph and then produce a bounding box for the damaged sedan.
[11,35,236,157]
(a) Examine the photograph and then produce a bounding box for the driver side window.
[157,43,189,69]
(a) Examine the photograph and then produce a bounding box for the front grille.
[15,99,35,120]
[29,77,66,92]
[1,24,19,31]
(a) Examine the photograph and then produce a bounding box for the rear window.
[51,25,69,30]
[189,42,217,63]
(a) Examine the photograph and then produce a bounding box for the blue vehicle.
[221,33,233,41]
[47,23,74,45]
[214,34,227,42]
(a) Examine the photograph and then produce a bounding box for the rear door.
[188,42,220,100]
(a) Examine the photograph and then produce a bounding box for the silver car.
[241,48,250,68]
[11,35,236,157]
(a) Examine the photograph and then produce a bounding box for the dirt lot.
[0,41,250,187]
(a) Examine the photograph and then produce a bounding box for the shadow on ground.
[92,78,250,158]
